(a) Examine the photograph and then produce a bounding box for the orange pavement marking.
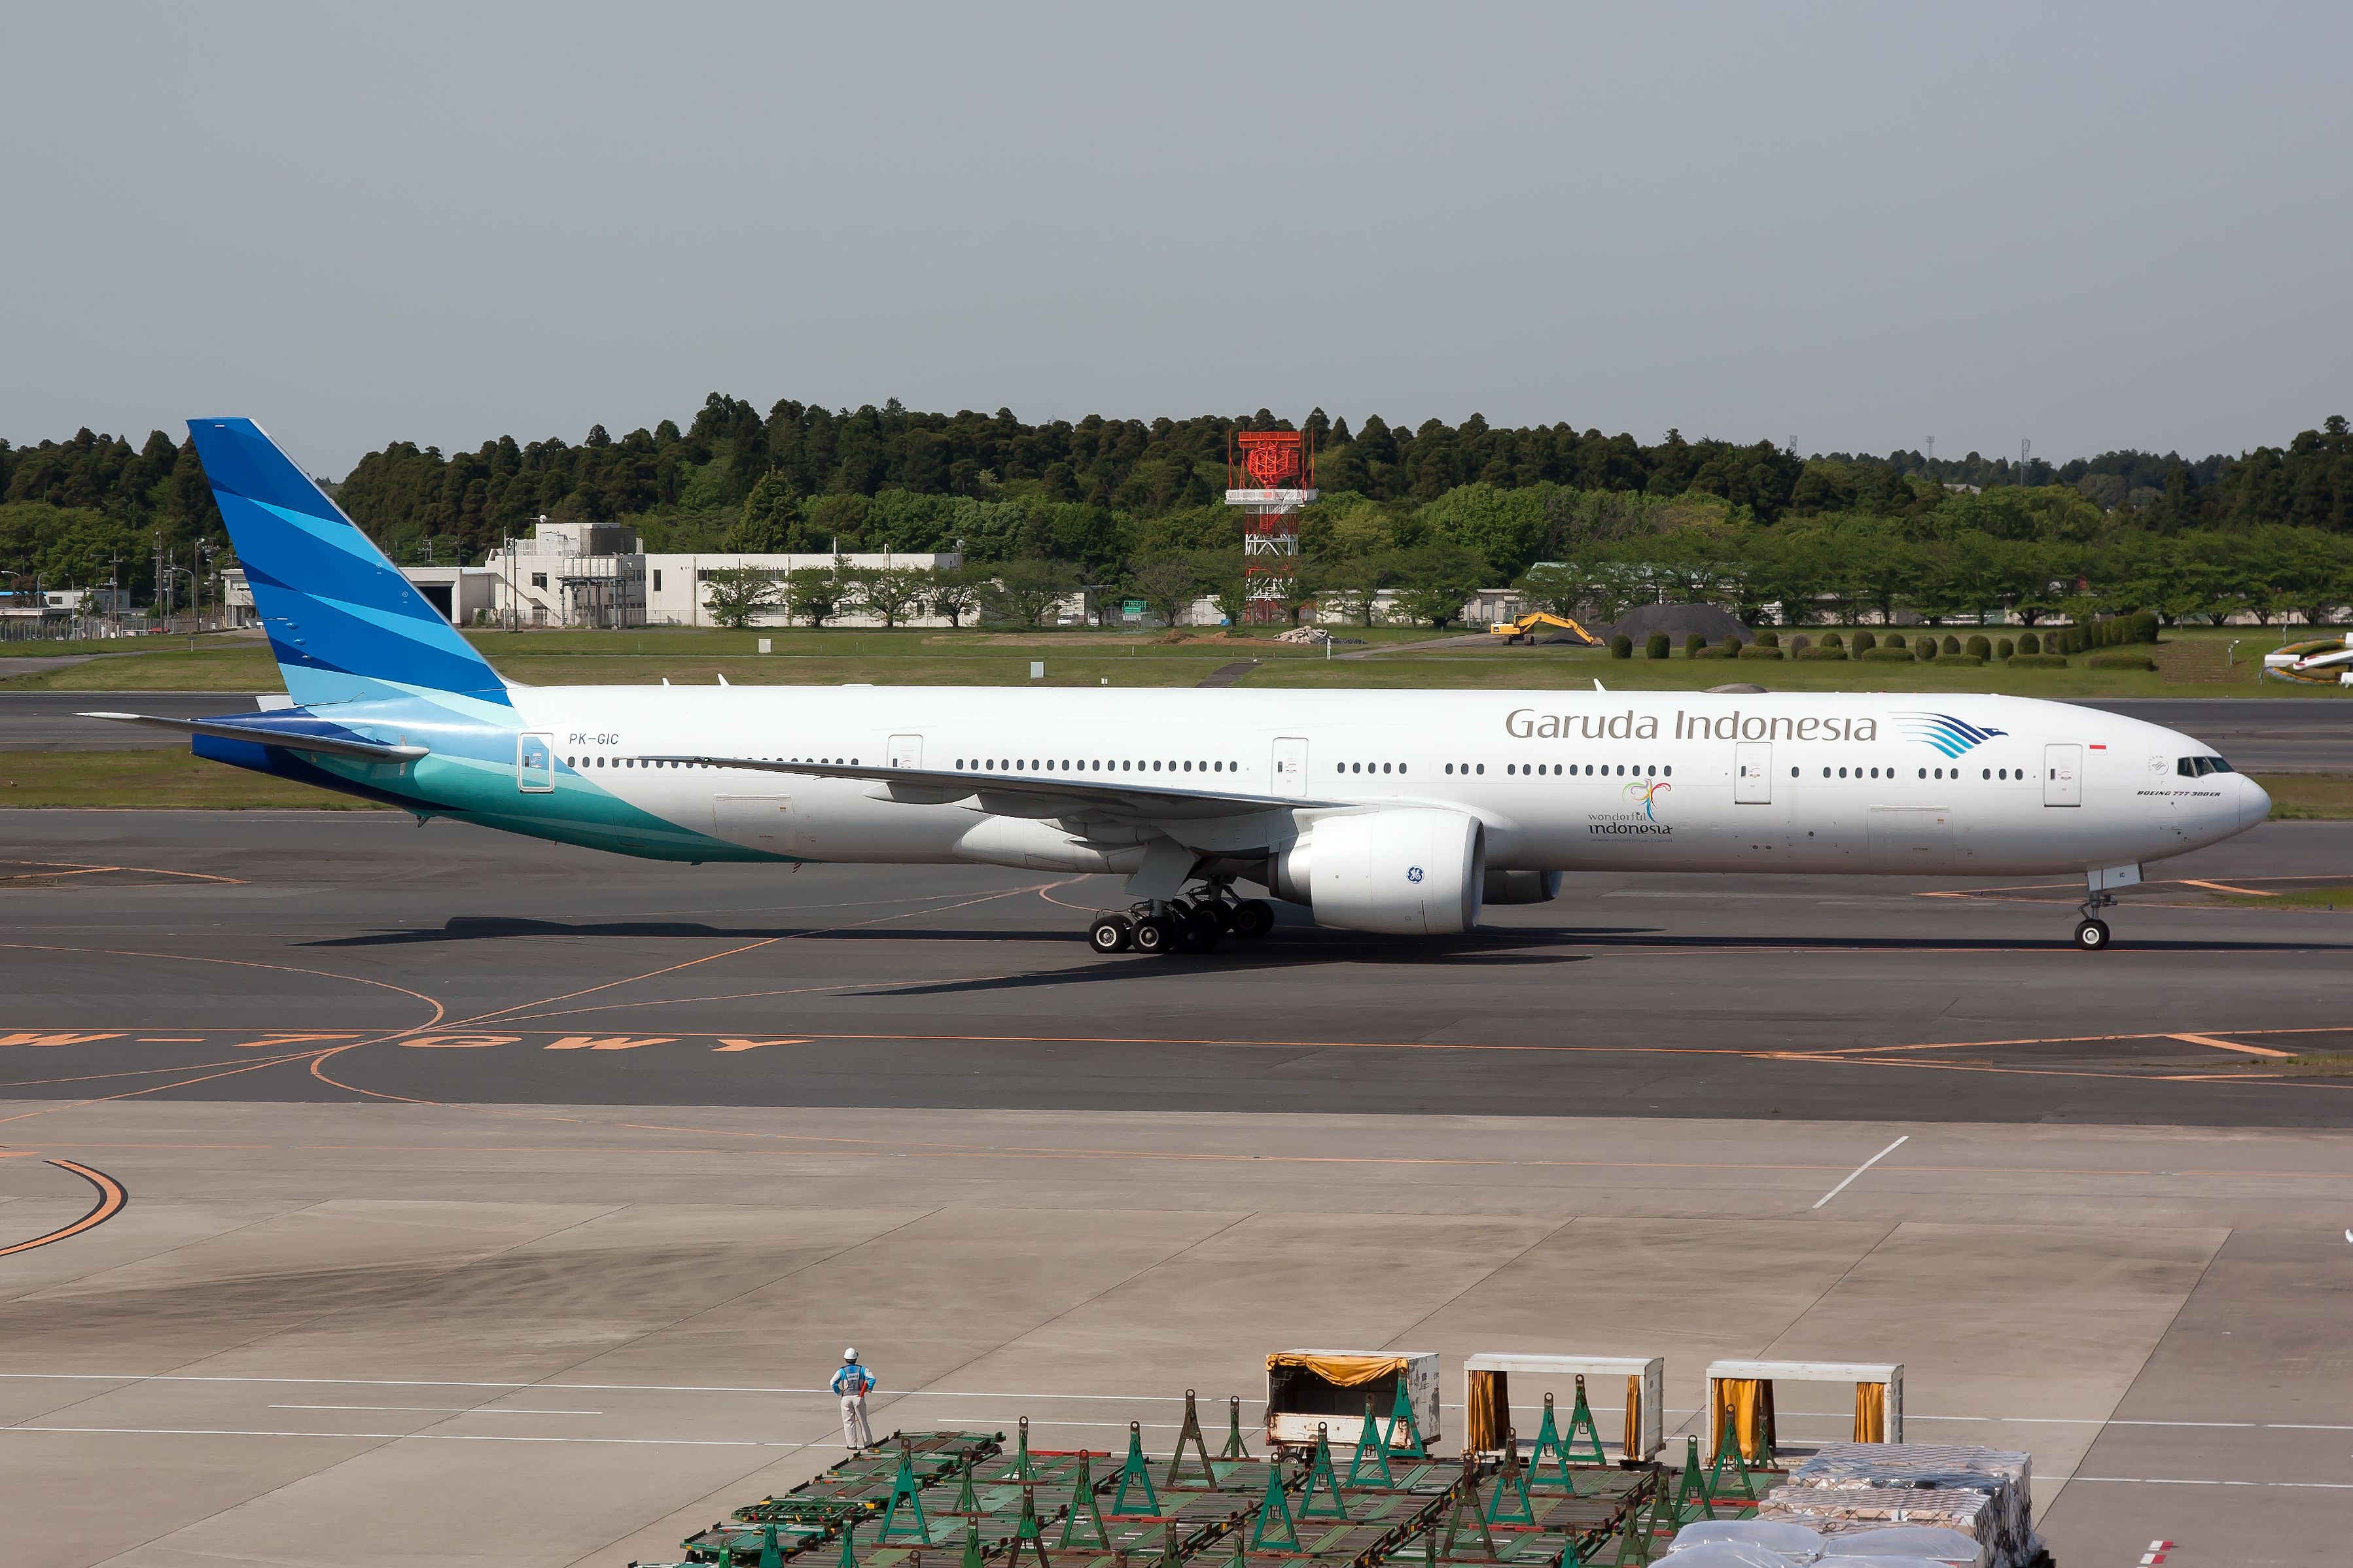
[2170,1032,2295,1058]
[2181,880,2278,896]
[0,1159,128,1257]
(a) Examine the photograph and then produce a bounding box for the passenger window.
[1475,763,1485,775]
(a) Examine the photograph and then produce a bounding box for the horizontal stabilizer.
[80,711,429,764]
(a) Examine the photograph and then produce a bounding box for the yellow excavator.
[1488,611,1600,646]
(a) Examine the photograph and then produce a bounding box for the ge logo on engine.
[1406,865,1424,883]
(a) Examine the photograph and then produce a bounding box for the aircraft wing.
[80,711,429,764]
[642,754,1341,820]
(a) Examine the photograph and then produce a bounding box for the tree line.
[3,399,2348,619]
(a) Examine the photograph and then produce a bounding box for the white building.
[477,519,963,628]
[482,519,645,627]
[399,566,502,626]
[643,551,963,627]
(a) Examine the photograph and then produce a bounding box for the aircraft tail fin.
[186,417,510,708]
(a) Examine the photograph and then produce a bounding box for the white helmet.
[844,1348,858,1360]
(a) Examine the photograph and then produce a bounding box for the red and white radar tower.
[1224,427,1317,623]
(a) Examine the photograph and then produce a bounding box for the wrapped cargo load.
[1667,1520,1826,1560]
[1819,1525,1990,1563]
[1654,1544,1800,1568]
[1756,1443,2038,1568]
[1760,1486,1989,1538]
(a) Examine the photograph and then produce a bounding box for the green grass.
[2257,775,2353,820]
[2203,884,2353,909]
[2,622,2345,699]
[0,749,389,809]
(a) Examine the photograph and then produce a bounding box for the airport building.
[455,518,964,629]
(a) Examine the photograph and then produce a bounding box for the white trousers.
[840,1393,874,1448]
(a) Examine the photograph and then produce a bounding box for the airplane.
[84,418,2272,956]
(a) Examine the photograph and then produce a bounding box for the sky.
[5,2,2349,477]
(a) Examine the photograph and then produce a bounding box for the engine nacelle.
[1483,867,1563,905]
[1269,808,1485,935]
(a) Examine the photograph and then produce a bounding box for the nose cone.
[2242,775,2272,830]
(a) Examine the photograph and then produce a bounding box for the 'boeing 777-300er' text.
[86,419,2271,955]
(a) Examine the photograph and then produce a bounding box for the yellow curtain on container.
[1265,1353,1409,1387]
[1623,1375,1642,1459]
[1466,1370,1508,1452]
[1710,1378,1777,1463]
[1854,1382,1886,1442]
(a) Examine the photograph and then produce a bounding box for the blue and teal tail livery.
[186,417,510,708]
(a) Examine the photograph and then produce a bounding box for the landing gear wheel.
[1088,914,1133,954]
[1131,915,1173,955]
[1230,899,1275,939]
[1170,907,1224,954]
[2073,918,2111,952]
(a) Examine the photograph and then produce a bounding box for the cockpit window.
[2176,756,2235,776]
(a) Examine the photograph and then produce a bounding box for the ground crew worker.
[833,1347,876,1450]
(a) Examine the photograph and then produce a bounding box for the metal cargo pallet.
[1101,1493,1255,1554]
[733,1497,871,1529]
[1231,1517,1429,1568]
[890,1431,1006,1463]
[1161,1457,1295,1497]
[1417,1526,1585,1567]
[672,1520,827,1565]
[1288,1492,1442,1535]
[1485,1474,1660,1566]
[1333,1460,1460,1499]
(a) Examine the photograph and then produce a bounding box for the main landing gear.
[2073,889,2117,952]
[1088,883,1275,956]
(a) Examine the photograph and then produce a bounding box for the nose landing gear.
[1087,882,1276,957]
[2073,888,2117,952]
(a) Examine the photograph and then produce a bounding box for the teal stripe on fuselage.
[192,723,782,864]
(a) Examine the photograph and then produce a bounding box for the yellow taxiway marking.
[2180,879,2277,896]
[2169,1032,2295,1058]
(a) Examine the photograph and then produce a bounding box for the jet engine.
[1482,867,1563,904]
[1266,808,1485,935]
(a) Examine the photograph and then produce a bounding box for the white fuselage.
[510,685,2265,879]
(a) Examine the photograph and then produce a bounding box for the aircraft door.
[1733,741,1772,804]
[889,733,923,771]
[516,732,554,793]
[2043,743,2081,807]
[1271,737,1309,797]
